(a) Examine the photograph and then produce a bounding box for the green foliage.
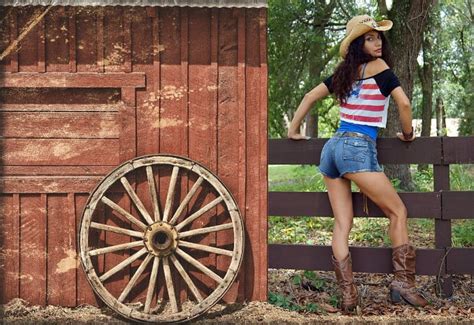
[268,291,300,311]
[450,164,474,191]
[351,218,390,246]
[452,220,474,247]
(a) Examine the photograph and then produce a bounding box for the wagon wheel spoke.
[175,196,223,231]
[144,256,160,313]
[90,222,143,238]
[121,176,154,225]
[80,155,244,323]
[179,240,233,257]
[101,196,147,230]
[179,223,234,238]
[162,166,179,222]
[169,176,204,225]
[118,254,154,303]
[88,240,144,256]
[169,254,203,303]
[146,166,161,222]
[163,256,178,313]
[99,247,148,282]
[175,247,223,284]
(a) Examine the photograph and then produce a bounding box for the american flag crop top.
[323,69,401,128]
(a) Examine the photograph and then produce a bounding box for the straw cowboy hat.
[339,15,393,58]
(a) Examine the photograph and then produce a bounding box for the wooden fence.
[268,136,474,296]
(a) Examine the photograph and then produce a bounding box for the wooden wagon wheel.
[79,155,244,323]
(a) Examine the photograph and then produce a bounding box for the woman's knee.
[387,204,407,224]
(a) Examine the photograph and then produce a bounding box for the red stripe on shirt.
[361,84,378,89]
[341,112,383,123]
[341,103,385,111]
[359,94,385,100]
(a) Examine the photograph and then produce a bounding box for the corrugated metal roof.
[1,0,267,7]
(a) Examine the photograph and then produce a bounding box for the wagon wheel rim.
[79,155,244,323]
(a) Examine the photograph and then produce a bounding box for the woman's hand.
[288,131,311,140]
[396,131,415,142]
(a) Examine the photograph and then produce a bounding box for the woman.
[288,15,428,312]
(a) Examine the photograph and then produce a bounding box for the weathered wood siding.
[0,6,268,306]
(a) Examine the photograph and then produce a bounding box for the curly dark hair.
[332,31,393,104]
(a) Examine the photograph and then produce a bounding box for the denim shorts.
[318,131,383,179]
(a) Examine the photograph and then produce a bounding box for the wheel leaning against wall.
[78,155,244,323]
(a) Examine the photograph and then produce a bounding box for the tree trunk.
[380,0,434,190]
[436,97,447,136]
[418,5,436,172]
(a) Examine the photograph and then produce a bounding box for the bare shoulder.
[366,58,390,76]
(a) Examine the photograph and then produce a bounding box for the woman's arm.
[288,83,330,140]
[391,86,415,142]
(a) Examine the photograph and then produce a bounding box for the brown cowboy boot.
[390,244,428,307]
[332,253,358,312]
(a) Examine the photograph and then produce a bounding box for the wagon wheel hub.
[144,222,178,257]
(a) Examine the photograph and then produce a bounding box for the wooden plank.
[20,194,47,305]
[159,7,186,156]
[0,139,120,166]
[68,7,77,73]
[176,6,189,303]
[123,8,132,73]
[268,244,445,276]
[0,7,12,71]
[269,192,441,218]
[37,11,46,72]
[0,104,120,112]
[47,194,77,306]
[10,8,18,72]
[76,7,98,72]
[244,8,261,301]
[104,7,125,73]
[0,111,119,139]
[17,7,39,72]
[119,88,137,162]
[433,163,453,296]
[217,7,240,304]
[97,9,104,72]
[443,136,474,164]
[223,7,246,304]
[0,72,146,88]
[0,194,20,303]
[0,176,102,193]
[268,137,443,165]
[44,6,69,73]
[75,193,100,306]
[446,248,474,274]
[2,166,112,176]
[257,7,268,303]
[442,191,474,219]
[187,6,217,304]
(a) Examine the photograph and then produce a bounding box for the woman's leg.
[324,175,359,312]
[342,171,428,306]
[341,171,409,247]
[323,175,353,260]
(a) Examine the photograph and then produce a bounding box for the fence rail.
[268,136,474,297]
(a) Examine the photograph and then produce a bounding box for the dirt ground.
[2,271,472,324]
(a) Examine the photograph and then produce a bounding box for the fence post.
[433,136,453,297]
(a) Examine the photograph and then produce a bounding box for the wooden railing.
[268,136,474,297]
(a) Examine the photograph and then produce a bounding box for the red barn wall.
[0,6,267,306]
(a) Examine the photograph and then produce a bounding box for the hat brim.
[339,20,393,58]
